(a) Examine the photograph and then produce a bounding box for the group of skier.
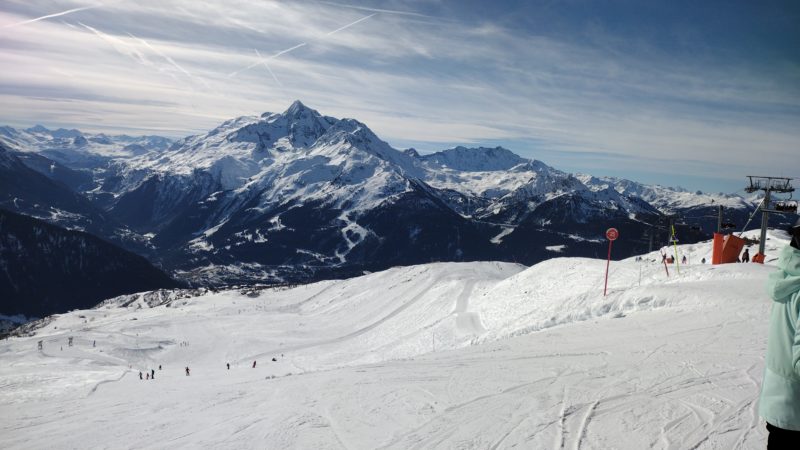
[655,249,755,265]
[138,368,157,380]
[138,357,284,379]
[660,253,688,265]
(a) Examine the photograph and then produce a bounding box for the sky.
[0,0,798,194]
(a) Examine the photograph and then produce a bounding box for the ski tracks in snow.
[87,370,128,396]
[453,279,486,335]
[243,278,440,362]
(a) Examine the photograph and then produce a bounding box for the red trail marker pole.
[604,228,618,296]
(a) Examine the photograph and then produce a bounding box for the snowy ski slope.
[0,229,790,449]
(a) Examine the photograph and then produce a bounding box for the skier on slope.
[759,217,800,446]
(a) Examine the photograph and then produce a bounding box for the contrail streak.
[228,42,307,78]
[3,5,101,28]
[318,1,428,18]
[255,49,283,88]
[325,13,376,36]
[78,21,149,66]
[128,33,211,91]
[271,42,309,58]
[129,33,190,78]
[228,13,374,79]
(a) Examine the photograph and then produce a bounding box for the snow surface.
[0,235,789,448]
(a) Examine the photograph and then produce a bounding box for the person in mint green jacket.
[759,217,800,448]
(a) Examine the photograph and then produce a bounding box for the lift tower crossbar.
[744,176,794,256]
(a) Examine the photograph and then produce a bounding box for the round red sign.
[606,228,619,241]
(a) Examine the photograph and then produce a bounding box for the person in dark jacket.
[759,218,800,447]
[151,369,155,379]
[252,361,256,368]
[742,248,750,263]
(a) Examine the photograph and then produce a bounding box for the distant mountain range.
[1,101,782,296]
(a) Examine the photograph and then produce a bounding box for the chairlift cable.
[737,197,766,238]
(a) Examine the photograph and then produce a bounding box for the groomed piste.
[0,229,788,449]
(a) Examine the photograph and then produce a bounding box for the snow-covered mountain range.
[0,124,171,164]
[0,101,770,287]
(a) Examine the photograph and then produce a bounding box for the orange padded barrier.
[721,234,746,264]
[712,233,746,264]
[712,233,724,264]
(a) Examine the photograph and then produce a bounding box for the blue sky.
[0,0,797,194]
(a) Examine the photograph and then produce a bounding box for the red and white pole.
[604,228,619,296]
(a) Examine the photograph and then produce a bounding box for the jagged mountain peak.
[222,102,339,151]
[403,148,420,158]
[158,102,414,179]
[420,146,528,172]
[322,117,374,141]
[25,124,50,133]
[576,173,752,211]
[284,99,316,117]
[52,128,84,139]
[257,100,323,124]
[23,125,84,139]
[312,117,421,177]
